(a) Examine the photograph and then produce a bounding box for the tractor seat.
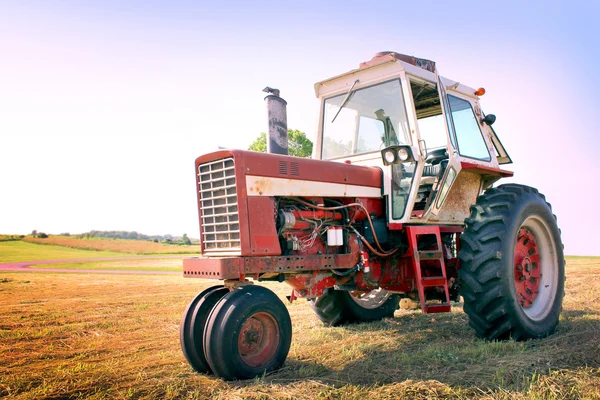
[426,148,448,165]
[422,159,449,181]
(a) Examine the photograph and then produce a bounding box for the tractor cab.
[314,52,512,226]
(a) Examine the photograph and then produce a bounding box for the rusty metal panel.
[242,253,358,274]
[429,171,482,224]
[247,196,280,255]
[460,161,513,177]
[359,52,436,74]
[183,257,242,279]
[242,150,382,188]
[183,253,359,280]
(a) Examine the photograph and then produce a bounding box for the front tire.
[309,288,399,327]
[203,285,292,380]
[180,286,229,373]
[458,184,565,340]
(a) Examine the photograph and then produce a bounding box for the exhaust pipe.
[263,86,288,155]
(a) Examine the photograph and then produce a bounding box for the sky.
[0,0,598,255]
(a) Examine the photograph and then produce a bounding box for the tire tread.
[458,184,564,341]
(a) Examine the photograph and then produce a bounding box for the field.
[21,236,201,255]
[27,258,183,272]
[0,253,598,399]
[0,241,134,263]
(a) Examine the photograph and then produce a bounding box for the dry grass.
[1,257,599,399]
[22,236,201,255]
[30,258,183,272]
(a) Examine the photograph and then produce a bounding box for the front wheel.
[458,184,565,340]
[180,286,229,373]
[203,285,292,380]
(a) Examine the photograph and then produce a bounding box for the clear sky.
[1,1,598,255]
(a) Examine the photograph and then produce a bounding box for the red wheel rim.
[237,312,280,368]
[514,227,542,308]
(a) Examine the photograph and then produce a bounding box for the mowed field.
[21,236,201,255]
[0,241,599,399]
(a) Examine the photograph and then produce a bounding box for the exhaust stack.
[263,86,288,155]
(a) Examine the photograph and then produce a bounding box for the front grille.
[198,157,240,254]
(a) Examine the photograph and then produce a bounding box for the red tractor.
[180,52,565,380]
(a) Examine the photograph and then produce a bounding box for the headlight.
[383,150,396,164]
[381,145,415,165]
[397,148,409,161]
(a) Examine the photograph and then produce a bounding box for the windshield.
[321,79,411,160]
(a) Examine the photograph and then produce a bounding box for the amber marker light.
[474,87,486,96]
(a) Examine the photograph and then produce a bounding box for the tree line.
[75,231,195,245]
[26,230,197,245]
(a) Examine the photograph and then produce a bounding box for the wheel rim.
[348,288,391,309]
[513,216,559,321]
[238,312,280,368]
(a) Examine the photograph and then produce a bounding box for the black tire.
[308,288,399,327]
[180,286,229,373]
[458,184,565,341]
[203,285,292,380]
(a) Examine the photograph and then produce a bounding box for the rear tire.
[458,184,565,340]
[203,285,292,380]
[309,288,399,327]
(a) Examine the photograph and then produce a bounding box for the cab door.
[421,74,463,218]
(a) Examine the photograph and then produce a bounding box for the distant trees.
[77,230,172,242]
[0,234,25,242]
[74,230,197,245]
[248,129,313,158]
[30,230,48,238]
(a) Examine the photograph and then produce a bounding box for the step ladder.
[406,226,451,314]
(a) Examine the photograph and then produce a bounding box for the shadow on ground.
[247,308,600,391]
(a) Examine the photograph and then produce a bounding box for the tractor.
[179,52,565,380]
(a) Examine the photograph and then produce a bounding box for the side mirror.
[481,114,496,126]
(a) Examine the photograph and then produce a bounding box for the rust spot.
[250,178,274,196]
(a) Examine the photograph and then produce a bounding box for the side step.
[407,226,451,314]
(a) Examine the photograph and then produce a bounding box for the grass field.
[22,236,201,255]
[29,258,183,272]
[0,257,599,399]
[0,241,131,263]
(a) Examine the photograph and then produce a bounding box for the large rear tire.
[458,184,565,340]
[309,288,399,327]
[203,285,292,380]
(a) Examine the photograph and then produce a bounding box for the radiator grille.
[198,157,240,254]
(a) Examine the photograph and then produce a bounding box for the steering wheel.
[425,148,448,165]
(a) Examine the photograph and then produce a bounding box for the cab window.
[321,79,410,160]
[448,95,491,161]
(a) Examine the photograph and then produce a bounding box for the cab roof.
[314,51,478,100]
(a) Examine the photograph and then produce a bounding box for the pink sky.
[0,1,598,255]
